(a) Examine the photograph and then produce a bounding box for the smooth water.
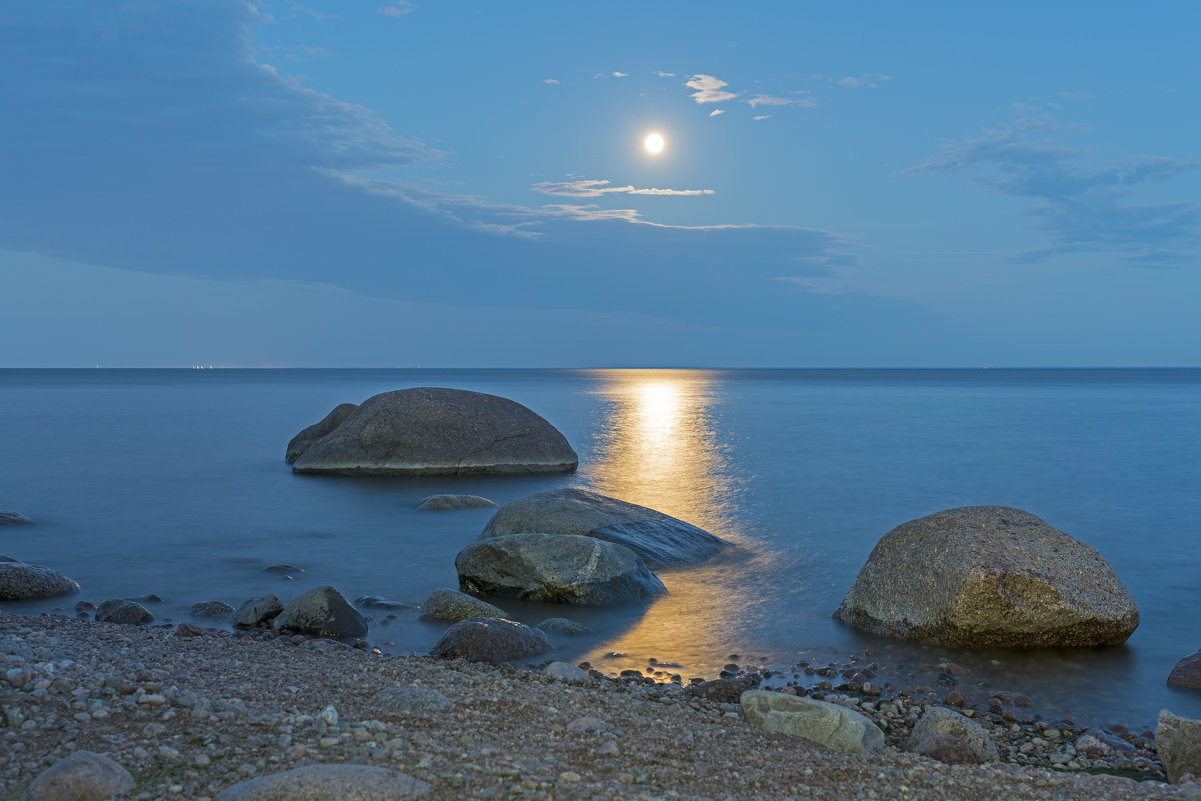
[2,368,1199,728]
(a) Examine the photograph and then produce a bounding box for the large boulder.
[291,388,577,476]
[1169,651,1201,690]
[427,617,552,664]
[1157,709,1201,784]
[214,764,430,800]
[0,561,79,600]
[456,533,666,605]
[285,403,358,464]
[420,589,507,622]
[25,750,135,801]
[274,586,367,638]
[480,488,728,567]
[908,707,998,764]
[833,506,1139,648]
[740,690,884,754]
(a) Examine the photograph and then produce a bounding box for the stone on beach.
[95,599,154,625]
[456,533,666,605]
[427,617,552,664]
[233,594,283,628]
[907,706,998,764]
[417,494,497,510]
[274,586,367,638]
[419,589,507,622]
[25,750,135,801]
[284,402,358,464]
[740,690,884,754]
[834,506,1139,648]
[190,600,235,617]
[371,687,454,717]
[543,661,591,684]
[214,764,431,800]
[0,511,36,526]
[0,561,79,600]
[290,387,577,476]
[480,487,728,567]
[1158,709,1201,784]
[1169,650,1201,690]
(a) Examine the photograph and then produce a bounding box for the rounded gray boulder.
[25,750,135,801]
[420,589,507,622]
[834,506,1139,648]
[480,487,728,567]
[291,388,577,476]
[456,533,666,605]
[233,594,283,628]
[0,562,79,600]
[95,599,154,625]
[908,706,998,764]
[190,600,236,618]
[285,403,358,464]
[274,586,367,638]
[428,617,552,664]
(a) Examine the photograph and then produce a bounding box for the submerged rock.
[291,388,577,476]
[834,506,1139,648]
[480,487,728,567]
[355,595,410,610]
[740,690,884,754]
[537,617,592,635]
[274,586,367,638]
[25,750,135,801]
[428,617,551,664]
[95,599,154,625]
[0,511,35,526]
[284,402,358,464]
[420,589,507,622]
[417,494,498,510]
[456,533,666,605]
[0,562,80,600]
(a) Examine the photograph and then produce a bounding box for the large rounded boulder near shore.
[0,561,79,600]
[290,388,578,476]
[480,487,728,567]
[834,506,1139,649]
[456,533,667,605]
[285,402,357,464]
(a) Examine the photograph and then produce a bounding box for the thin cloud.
[709,109,725,117]
[543,78,560,85]
[613,71,628,78]
[531,179,716,198]
[834,74,892,89]
[380,1,415,17]
[686,74,738,104]
[746,94,816,108]
[753,114,773,121]
[656,71,677,77]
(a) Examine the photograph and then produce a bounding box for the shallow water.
[1,368,1199,728]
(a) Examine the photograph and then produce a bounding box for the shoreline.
[3,612,1200,800]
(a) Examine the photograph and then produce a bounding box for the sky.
[1,1,1199,367]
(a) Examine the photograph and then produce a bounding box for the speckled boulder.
[480,488,728,567]
[419,589,507,622]
[232,594,283,628]
[95,599,154,625]
[0,562,79,600]
[291,388,577,476]
[285,403,358,464]
[214,764,430,800]
[456,533,666,605]
[834,506,1139,648]
[0,511,35,526]
[25,750,135,801]
[417,494,497,511]
[1168,651,1201,690]
[740,690,883,754]
[427,617,551,664]
[908,706,998,764]
[1157,709,1201,784]
[274,586,367,638]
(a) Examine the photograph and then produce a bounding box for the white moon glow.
[644,133,664,154]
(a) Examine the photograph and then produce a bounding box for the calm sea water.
[2,368,1199,728]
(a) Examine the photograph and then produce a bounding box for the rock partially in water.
[95,599,154,625]
[274,586,367,638]
[480,487,728,567]
[417,494,498,511]
[537,617,592,635]
[834,506,1139,648]
[1169,651,1201,691]
[291,388,577,476]
[284,402,358,464]
[0,562,80,600]
[428,617,551,664]
[214,764,431,800]
[189,601,235,618]
[0,511,35,526]
[25,750,135,801]
[420,589,507,622]
[232,594,283,628]
[740,690,884,754]
[355,595,410,610]
[1158,709,1201,784]
[456,533,666,605]
[908,706,998,764]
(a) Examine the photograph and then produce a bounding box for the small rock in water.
[95,599,154,625]
[417,494,498,511]
[0,511,36,526]
[190,600,235,617]
[263,564,304,574]
[232,594,284,628]
[274,586,367,638]
[129,593,165,603]
[355,595,410,610]
[1168,651,1201,690]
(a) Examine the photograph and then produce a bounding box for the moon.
[644,133,664,154]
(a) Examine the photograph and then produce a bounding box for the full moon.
[644,133,664,154]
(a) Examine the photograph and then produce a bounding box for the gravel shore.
[3,612,1200,801]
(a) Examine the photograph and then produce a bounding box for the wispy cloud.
[612,71,628,78]
[531,179,716,198]
[686,74,738,104]
[905,111,1201,266]
[709,109,725,118]
[543,78,559,85]
[834,73,892,89]
[379,1,415,17]
[746,94,816,108]
[753,114,773,121]
[656,71,676,78]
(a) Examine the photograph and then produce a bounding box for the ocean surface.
[1,368,1199,728]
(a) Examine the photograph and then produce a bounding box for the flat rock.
[0,562,79,600]
[908,706,998,764]
[740,690,884,754]
[95,599,153,625]
[233,594,283,628]
[285,402,358,464]
[420,589,507,622]
[537,617,592,635]
[1158,709,1201,784]
[834,506,1139,648]
[1169,651,1201,690]
[291,388,577,476]
[190,600,235,617]
[274,586,367,638]
[428,617,552,664]
[417,494,497,510]
[371,687,454,717]
[456,533,666,605]
[25,750,135,801]
[480,487,728,567]
[214,764,431,800]
[0,511,35,526]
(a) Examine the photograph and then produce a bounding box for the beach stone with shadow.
[834,506,1139,648]
[543,661,591,684]
[420,589,507,622]
[456,533,666,605]
[908,706,998,764]
[428,617,551,664]
[417,494,497,510]
[190,600,235,617]
[480,487,728,567]
[1169,651,1201,690]
[1158,709,1201,783]
[291,388,577,476]
[740,690,884,755]
[537,617,592,635]
[214,764,431,800]
[274,586,367,638]
[0,561,79,600]
[285,402,358,464]
[25,750,135,801]
[371,687,454,717]
[0,511,36,526]
[95,599,153,625]
[233,594,283,628]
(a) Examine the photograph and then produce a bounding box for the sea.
[1,368,1199,729]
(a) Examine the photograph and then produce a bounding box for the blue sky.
[2,0,1198,367]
